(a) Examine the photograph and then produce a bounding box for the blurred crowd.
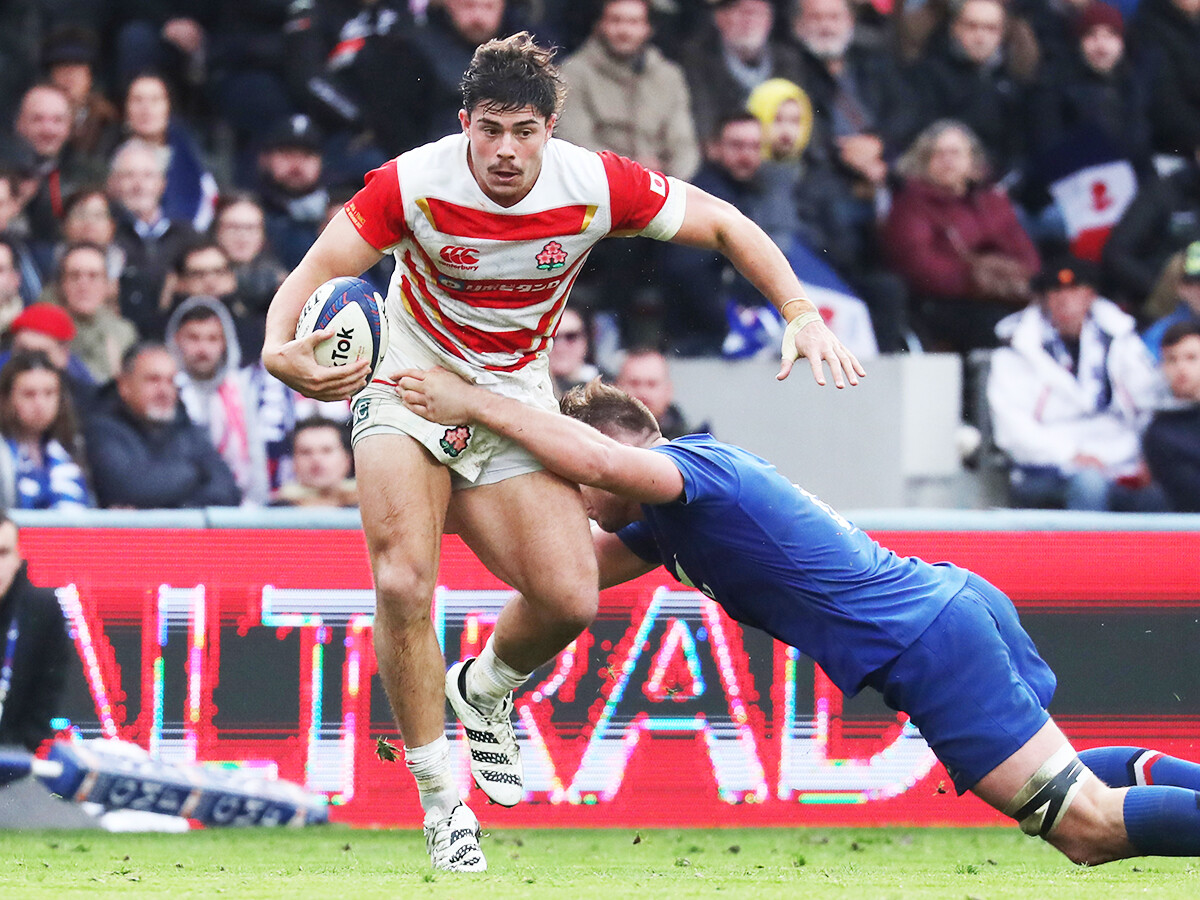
[0,0,1196,512]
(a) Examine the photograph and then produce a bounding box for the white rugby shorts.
[350,321,557,488]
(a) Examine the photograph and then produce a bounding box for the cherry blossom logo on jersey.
[535,241,568,271]
[439,425,471,458]
[440,245,480,270]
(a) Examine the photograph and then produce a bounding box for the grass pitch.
[1,826,1196,899]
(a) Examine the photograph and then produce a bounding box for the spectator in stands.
[58,188,124,283]
[120,73,218,232]
[987,254,1168,511]
[2,303,96,415]
[789,0,919,211]
[109,139,195,340]
[1102,142,1200,313]
[1142,320,1200,511]
[85,342,240,509]
[111,5,212,113]
[660,112,803,354]
[1142,241,1200,360]
[169,239,265,365]
[558,0,701,181]
[107,138,196,340]
[0,236,24,334]
[0,512,72,751]
[13,83,96,264]
[271,417,357,508]
[1027,3,1151,173]
[910,0,1028,178]
[199,211,307,486]
[1033,0,1131,72]
[57,242,138,385]
[258,115,328,271]
[884,120,1041,354]
[1019,3,1151,262]
[212,193,286,352]
[748,77,813,165]
[1129,0,1200,158]
[557,0,700,354]
[899,0,1042,77]
[746,73,913,353]
[411,0,529,142]
[0,168,43,303]
[679,0,804,143]
[549,306,608,399]
[616,348,710,440]
[284,0,432,162]
[40,25,119,172]
[0,350,90,510]
[165,296,270,506]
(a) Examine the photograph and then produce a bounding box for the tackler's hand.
[395,366,481,423]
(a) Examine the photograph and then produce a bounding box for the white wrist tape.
[780,311,824,362]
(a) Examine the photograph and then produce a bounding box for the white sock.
[466,637,532,715]
[404,735,458,817]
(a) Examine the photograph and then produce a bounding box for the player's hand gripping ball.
[295,277,389,379]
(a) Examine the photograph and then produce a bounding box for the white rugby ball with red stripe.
[295,277,389,378]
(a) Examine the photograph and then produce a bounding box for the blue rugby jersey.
[616,435,969,695]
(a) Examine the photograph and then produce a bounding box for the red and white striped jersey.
[345,133,686,372]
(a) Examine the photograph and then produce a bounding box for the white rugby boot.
[423,803,487,872]
[445,658,524,807]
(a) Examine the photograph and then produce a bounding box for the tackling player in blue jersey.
[397,366,1200,866]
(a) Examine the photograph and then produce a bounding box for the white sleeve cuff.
[638,176,687,242]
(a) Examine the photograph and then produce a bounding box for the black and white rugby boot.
[445,658,524,807]
[423,803,486,872]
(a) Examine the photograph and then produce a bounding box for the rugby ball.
[295,277,389,378]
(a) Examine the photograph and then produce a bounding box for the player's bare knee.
[1004,749,1127,865]
[560,585,599,633]
[522,586,597,639]
[1003,747,1087,843]
[372,558,439,625]
[519,567,599,631]
[561,580,600,628]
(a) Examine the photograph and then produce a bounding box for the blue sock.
[1123,786,1200,856]
[1080,747,1200,790]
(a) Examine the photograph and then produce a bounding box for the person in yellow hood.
[746,78,813,162]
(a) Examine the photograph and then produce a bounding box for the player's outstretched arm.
[262,210,383,400]
[670,184,865,388]
[396,367,685,503]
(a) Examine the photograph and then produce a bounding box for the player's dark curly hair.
[560,378,660,443]
[461,31,565,121]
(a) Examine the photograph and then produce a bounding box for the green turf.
[0,826,1196,899]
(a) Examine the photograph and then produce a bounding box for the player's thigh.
[867,576,1054,794]
[451,468,598,608]
[355,432,452,613]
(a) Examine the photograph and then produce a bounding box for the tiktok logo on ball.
[440,245,480,270]
[328,327,356,365]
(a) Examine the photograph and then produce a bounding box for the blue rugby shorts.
[862,572,1056,795]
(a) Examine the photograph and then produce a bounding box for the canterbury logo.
[440,245,480,268]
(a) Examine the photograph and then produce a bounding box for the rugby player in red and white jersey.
[263,32,864,871]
